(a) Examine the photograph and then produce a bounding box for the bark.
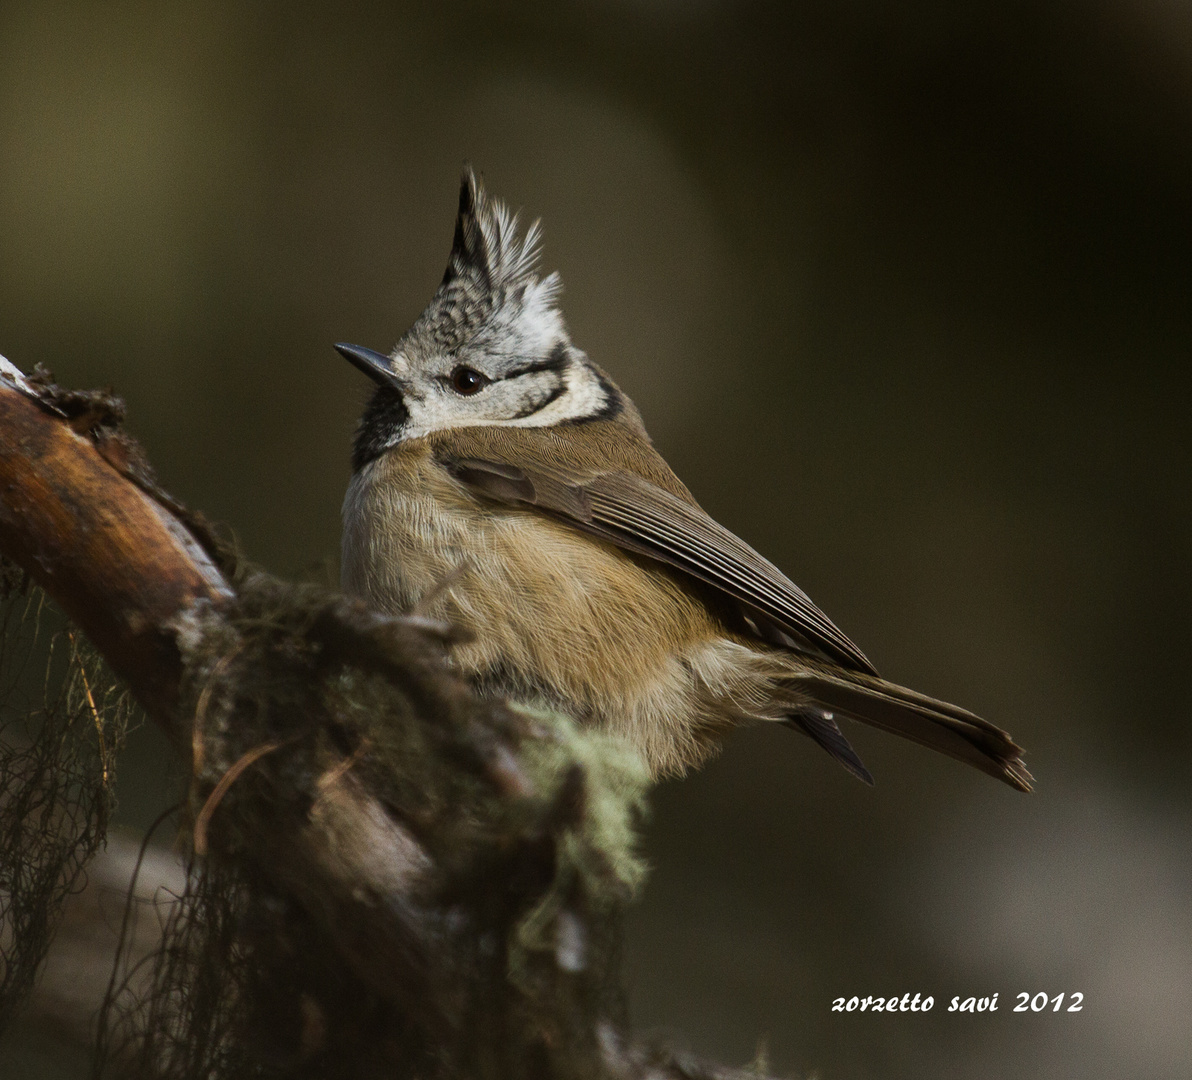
[0,359,231,723]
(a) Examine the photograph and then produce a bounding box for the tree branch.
[0,359,775,1080]
[0,358,230,723]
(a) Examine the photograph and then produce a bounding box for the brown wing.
[435,445,877,676]
[426,426,1030,793]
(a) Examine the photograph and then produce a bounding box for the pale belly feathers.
[341,444,786,775]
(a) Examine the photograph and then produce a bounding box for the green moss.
[107,569,652,1079]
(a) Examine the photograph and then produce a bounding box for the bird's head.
[339,169,628,471]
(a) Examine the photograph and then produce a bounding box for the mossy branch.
[0,360,775,1080]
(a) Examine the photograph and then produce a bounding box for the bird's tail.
[781,666,1032,792]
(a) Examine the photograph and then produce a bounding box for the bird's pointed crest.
[441,166,549,298]
[443,167,489,288]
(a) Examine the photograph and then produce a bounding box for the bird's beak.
[335,343,404,392]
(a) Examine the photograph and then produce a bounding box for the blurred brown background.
[1,1,1190,1077]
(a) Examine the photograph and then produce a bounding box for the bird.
[335,168,1031,792]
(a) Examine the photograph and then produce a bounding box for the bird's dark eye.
[450,366,489,395]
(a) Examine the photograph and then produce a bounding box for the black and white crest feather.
[443,167,552,295]
[400,168,565,360]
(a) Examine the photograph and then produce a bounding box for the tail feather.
[782,667,1033,792]
[786,708,875,786]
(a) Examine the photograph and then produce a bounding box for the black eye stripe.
[508,378,568,420]
[504,343,569,379]
[444,344,568,393]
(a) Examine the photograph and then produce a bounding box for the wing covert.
[441,454,877,675]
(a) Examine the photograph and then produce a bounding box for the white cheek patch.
[400,394,460,442]
[503,365,609,428]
